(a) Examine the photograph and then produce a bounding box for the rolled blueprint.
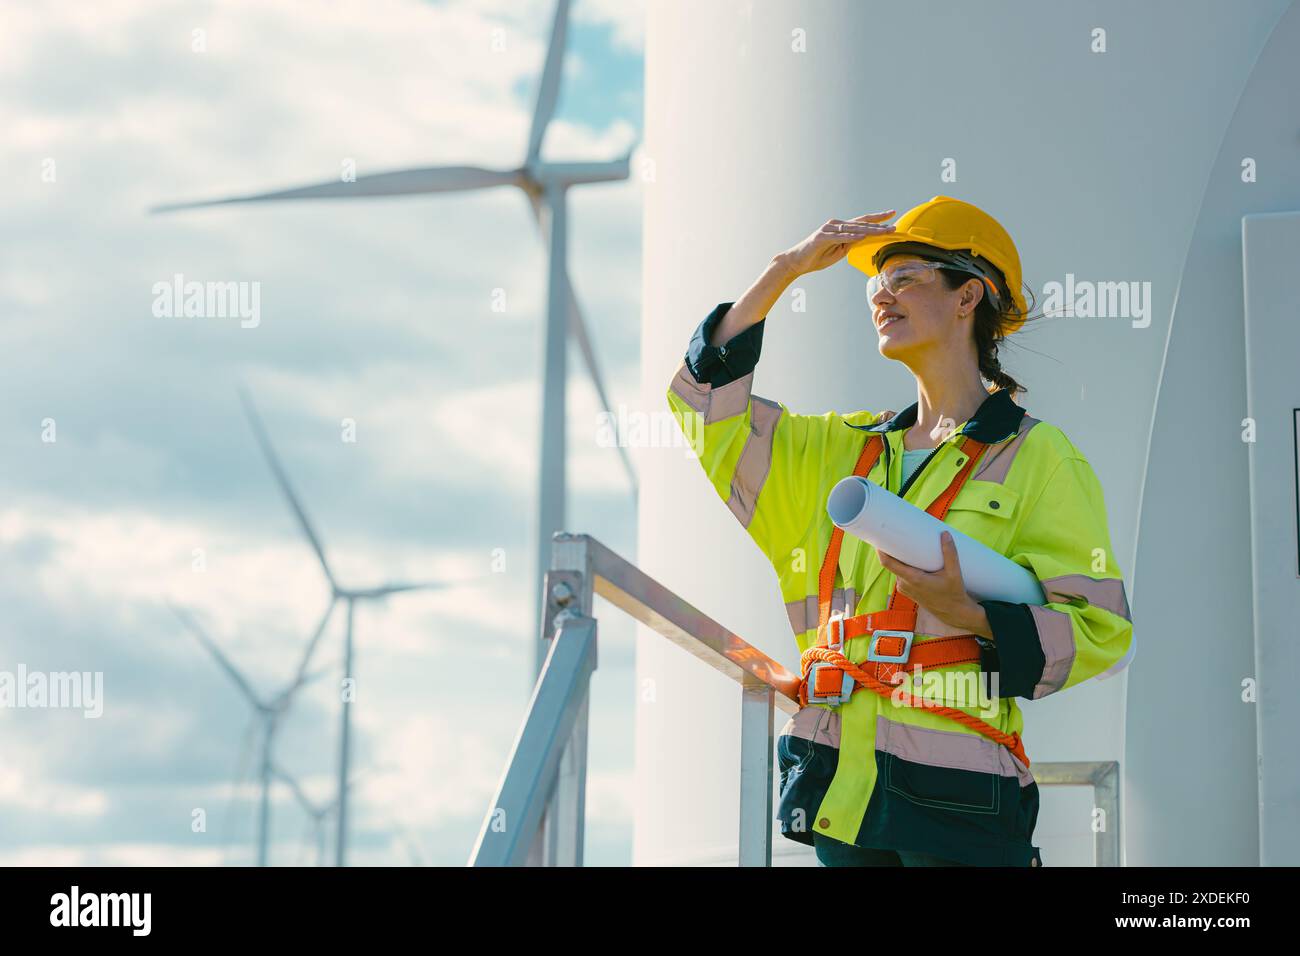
[826,476,1046,605]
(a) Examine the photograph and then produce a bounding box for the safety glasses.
[865,261,947,299]
[867,259,1005,312]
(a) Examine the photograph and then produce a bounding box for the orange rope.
[800,645,1030,769]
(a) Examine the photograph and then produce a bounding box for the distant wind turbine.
[151,0,640,677]
[271,763,351,866]
[275,763,425,867]
[168,600,334,867]
[238,387,455,867]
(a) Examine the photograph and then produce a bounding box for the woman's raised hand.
[708,210,897,347]
[778,210,897,278]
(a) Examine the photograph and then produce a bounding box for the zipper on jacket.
[897,437,948,499]
[881,434,892,492]
[896,425,1019,499]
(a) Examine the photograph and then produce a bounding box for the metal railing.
[1031,760,1121,866]
[469,533,1121,867]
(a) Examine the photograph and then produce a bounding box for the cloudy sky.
[1,0,645,865]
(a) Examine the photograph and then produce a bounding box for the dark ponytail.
[937,265,1039,399]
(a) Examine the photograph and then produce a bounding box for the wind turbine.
[238,387,455,867]
[168,600,334,867]
[271,763,354,866]
[273,765,331,865]
[275,764,425,866]
[151,0,640,677]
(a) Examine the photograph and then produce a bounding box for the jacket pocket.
[946,479,1020,521]
[944,480,1021,552]
[883,752,1000,815]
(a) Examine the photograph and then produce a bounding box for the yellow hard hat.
[846,195,1029,330]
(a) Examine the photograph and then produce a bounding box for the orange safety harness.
[796,431,1031,769]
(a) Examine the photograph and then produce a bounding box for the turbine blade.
[238,387,337,591]
[331,770,366,809]
[298,665,332,687]
[271,764,320,816]
[287,598,336,693]
[354,581,447,599]
[525,192,638,494]
[566,281,639,494]
[527,0,571,163]
[223,718,261,864]
[168,602,264,707]
[152,165,524,213]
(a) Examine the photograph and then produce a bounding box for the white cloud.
[248,357,638,499]
[0,765,109,818]
[0,844,226,866]
[363,713,508,823]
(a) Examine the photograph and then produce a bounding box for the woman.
[667,196,1133,867]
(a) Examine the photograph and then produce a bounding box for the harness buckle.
[867,629,914,664]
[824,609,847,650]
[806,663,856,705]
[807,610,855,705]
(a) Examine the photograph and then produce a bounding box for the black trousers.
[813,832,972,867]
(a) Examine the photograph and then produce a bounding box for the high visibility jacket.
[667,302,1134,867]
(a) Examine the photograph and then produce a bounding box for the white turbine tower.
[152,0,639,677]
[168,600,334,867]
[238,387,455,867]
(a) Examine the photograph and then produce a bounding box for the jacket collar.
[845,386,1027,444]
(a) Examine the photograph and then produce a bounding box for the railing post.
[1093,761,1121,867]
[544,691,590,866]
[468,612,596,866]
[738,681,774,867]
[539,536,596,866]
[1031,760,1122,867]
[525,811,546,866]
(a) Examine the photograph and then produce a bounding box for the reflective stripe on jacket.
[666,302,1134,866]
